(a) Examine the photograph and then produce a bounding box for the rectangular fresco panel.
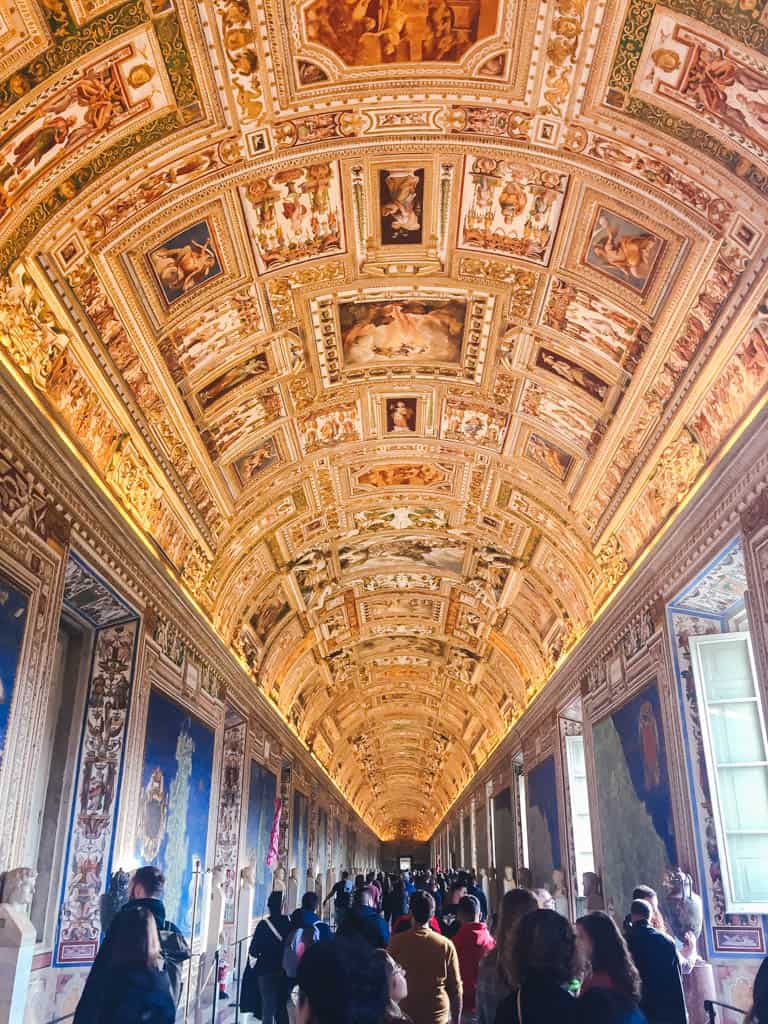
[526,756,561,889]
[0,573,28,770]
[385,397,418,434]
[197,352,269,408]
[292,789,309,897]
[584,208,664,295]
[534,347,610,403]
[241,162,345,273]
[339,298,466,366]
[136,689,215,938]
[592,681,676,920]
[634,11,768,157]
[542,279,640,367]
[303,0,499,65]
[379,168,424,245]
[459,159,568,265]
[317,805,328,877]
[338,534,464,575]
[232,436,281,487]
[493,787,516,878]
[245,759,277,922]
[56,621,138,965]
[149,220,223,304]
[476,799,489,871]
[524,432,573,482]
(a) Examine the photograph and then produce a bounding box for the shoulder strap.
[517,988,523,1024]
[265,919,283,942]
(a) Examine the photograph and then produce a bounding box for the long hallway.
[0,0,768,1021]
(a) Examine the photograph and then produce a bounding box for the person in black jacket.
[95,906,175,1024]
[624,900,687,1024]
[75,866,187,1024]
[495,909,580,1024]
[240,890,291,1024]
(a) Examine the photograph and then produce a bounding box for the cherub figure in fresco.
[151,239,218,294]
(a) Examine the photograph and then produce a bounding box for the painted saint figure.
[638,700,661,791]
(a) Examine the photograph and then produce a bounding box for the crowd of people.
[72,864,768,1024]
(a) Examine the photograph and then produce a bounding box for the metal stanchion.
[185,861,202,1023]
[210,948,220,1024]
[234,937,243,1024]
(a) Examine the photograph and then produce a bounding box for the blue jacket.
[338,904,390,949]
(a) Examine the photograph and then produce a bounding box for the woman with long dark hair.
[476,888,538,1024]
[576,912,646,1024]
[96,907,175,1024]
[495,909,580,1023]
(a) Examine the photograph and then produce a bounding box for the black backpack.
[157,921,191,1005]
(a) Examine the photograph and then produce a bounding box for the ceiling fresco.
[1,0,768,839]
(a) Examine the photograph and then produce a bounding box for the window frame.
[689,630,768,914]
[564,733,595,898]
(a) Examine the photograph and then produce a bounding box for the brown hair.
[496,888,539,988]
[110,907,163,969]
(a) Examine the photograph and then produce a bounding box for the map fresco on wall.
[317,805,328,877]
[526,756,561,889]
[492,786,516,878]
[0,573,28,771]
[292,788,309,892]
[592,681,676,920]
[245,760,278,922]
[137,689,215,937]
[304,0,499,66]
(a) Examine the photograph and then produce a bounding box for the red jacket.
[452,922,495,1012]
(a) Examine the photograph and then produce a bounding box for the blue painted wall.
[245,760,277,921]
[0,573,28,770]
[136,688,215,938]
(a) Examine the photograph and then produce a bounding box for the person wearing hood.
[75,865,188,1024]
[452,895,495,1023]
[338,884,391,948]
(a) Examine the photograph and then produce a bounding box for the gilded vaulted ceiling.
[1,0,768,839]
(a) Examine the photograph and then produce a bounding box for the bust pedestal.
[0,904,35,1024]
[683,961,716,1024]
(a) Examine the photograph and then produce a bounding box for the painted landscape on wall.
[592,681,676,920]
[245,760,278,922]
[0,573,28,770]
[293,789,309,892]
[493,786,516,878]
[526,756,561,889]
[136,689,215,937]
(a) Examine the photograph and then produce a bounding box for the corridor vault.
[1,0,767,840]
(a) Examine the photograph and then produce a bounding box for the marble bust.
[1,868,37,915]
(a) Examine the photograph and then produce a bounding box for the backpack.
[158,920,191,1006]
[282,923,320,978]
